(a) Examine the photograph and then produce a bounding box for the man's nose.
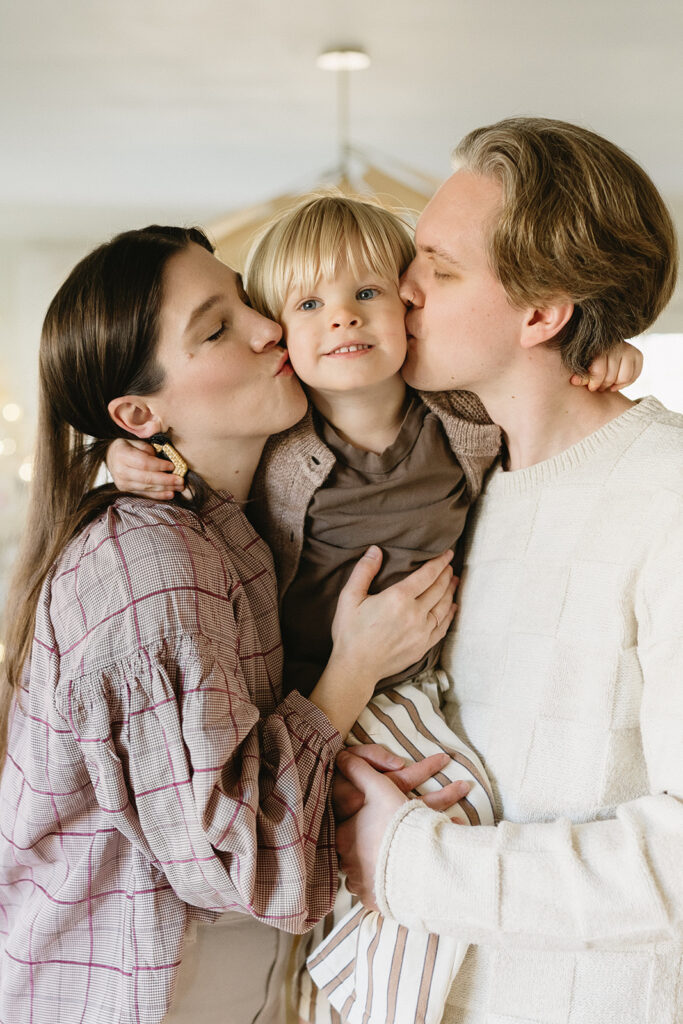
[399,267,423,308]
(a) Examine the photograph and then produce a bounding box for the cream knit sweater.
[375,397,683,1024]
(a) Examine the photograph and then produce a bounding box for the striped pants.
[294,670,495,1024]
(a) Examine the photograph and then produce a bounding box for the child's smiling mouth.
[325,343,374,357]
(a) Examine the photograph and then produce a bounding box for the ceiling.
[2,0,683,243]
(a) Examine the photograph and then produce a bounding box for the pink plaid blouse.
[0,495,343,1023]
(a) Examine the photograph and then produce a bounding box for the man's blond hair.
[454,117,679,373]
[245,192,415,321]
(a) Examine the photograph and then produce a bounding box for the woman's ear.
[520,301,575,350]
[107,396,163,439]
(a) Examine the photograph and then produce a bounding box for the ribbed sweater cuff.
[375,799,433,920]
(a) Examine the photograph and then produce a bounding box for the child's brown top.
[250,388,501,695]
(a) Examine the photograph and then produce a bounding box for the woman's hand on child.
[311,550,457,736]
[106,438,185,499]
[570,341,643,392]
[331,547,457,685]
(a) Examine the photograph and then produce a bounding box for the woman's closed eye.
[206,322,228,342]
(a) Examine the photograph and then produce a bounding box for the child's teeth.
[335,344,370,354]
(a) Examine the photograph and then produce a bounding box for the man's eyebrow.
[185,294,222,334]
[419,244,462,267]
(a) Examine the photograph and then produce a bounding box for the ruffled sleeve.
[54,627,343,933]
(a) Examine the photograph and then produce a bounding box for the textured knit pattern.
[0,495,343,1024]
[301,673,495,1024]
[375,397,683,1024]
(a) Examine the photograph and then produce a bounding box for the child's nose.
[331,306,360,329]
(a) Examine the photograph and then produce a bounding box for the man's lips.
[274,351,293,375]
[405,311,417,339]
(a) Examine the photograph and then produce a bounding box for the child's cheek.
[284,342,316,387]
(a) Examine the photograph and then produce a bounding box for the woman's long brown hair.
[0,225,214,764]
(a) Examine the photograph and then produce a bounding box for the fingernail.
[365,545,381,559]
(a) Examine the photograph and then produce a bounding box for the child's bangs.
[282,203,411,298]
[245,195,415,320]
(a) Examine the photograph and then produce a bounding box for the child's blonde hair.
[244,192,416,321]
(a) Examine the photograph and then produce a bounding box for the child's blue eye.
[357,288,379,300]
[300,299,322,311]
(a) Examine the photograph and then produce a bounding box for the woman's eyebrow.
[184,294,222,334]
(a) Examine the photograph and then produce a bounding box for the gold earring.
[149,433,188,479]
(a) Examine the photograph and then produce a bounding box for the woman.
[0,226,459,1024]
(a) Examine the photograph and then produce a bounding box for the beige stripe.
[320,958,355,998]
[312,887,353,1019]
[385,690,495,808]
[415,932,440,1022]
[364,699,462,796]
[457,797,481,825]
[350,720,373,745]
[364,699,442,767]
[385,924,409,1024]
[361,914,384,1024]
[341,992,356,1019]
[307,905,366,970]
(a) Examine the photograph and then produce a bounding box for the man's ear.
[520,301,575,350]
[107,396,163,439]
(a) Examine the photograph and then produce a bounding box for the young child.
[108,194,643,1024]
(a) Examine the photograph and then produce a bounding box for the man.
[335,118,682,1023]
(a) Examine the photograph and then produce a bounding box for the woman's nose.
[251,311,283,351]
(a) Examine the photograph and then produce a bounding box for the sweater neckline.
[484,396,665,495]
